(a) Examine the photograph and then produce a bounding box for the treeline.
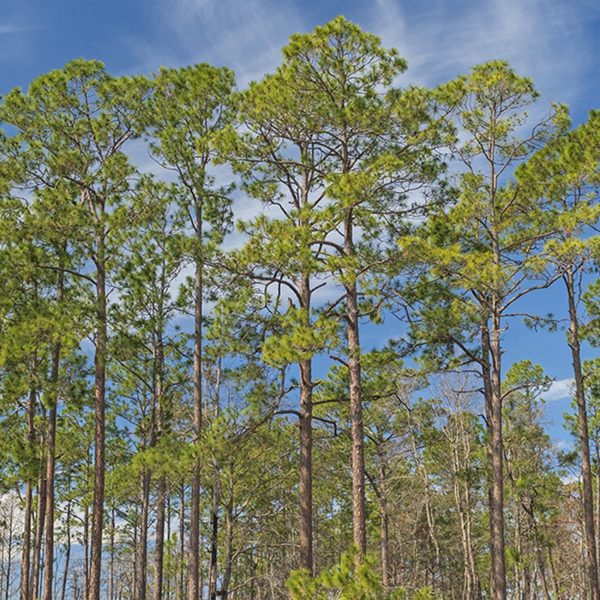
[0,16,599,600]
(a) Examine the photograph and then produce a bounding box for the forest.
[0,15,599,600]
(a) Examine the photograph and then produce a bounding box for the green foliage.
[0,17,598,600]
[287,548,435,600]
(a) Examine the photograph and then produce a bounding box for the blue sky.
[2,0,599,442]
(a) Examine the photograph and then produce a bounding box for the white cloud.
[0,25,27,35]
[127,0,305,86]
[121,0,597,121]
[544,378,574,402]
[371,0,595,107]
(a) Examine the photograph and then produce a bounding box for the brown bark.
[166,491,172,600]
[208,478,220,600]
[42,264,64,600]
[298,274,314,573]
[565,267,600,600]
[596,441,600,564]
[179,483,186,600]
[31,472,47,600]
[136,469,151,600]
[152,327,167,600]
[83,494,90,600]
[132,514,138,600]
[20,381,36,600]
[483,108,506,600]
[489,309,506,600]
[298,360,313,572]
[89,233,107,600]
[188,201,203,600]
[153,476,167,600]
[345,209,366,554]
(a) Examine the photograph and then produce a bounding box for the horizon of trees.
[0,16,599,600]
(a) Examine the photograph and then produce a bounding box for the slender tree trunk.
[1,521,4,600]
[188,202,203,600]
[344,209,366,554]
[108,505,115,600]
[461,428,481,600]
[83,499,90,600]
[489,305,506,600]
[90,227,108,600]
[547,547,561,600]
[298,308,313,573]
[153,330,166,600]
[166,491,172,600]
[565,268,600,600]
[378,457,390,589]
[596,441,600,564]
[137,469,151,600]
[20,381,36,600]
[43,264,64,600]
[1,521,5,600]
[221,488,234,600]
[179,483,186,600]
[530,512,551,600]
[31,471,47,600]
[5,503,14,600]
[153,476,167,600]
[61,499,72,600]
[132,514,138,600]
[409,417,443,592]
[208,478,219,600]
[452,439,473,599]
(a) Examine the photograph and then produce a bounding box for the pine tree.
[144,63,235,600]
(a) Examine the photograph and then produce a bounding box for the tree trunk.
[596,441,600,564]
[83,498,90,600]
[298,352,313,572]
[166,491,172,600]
[153,476,167,600]
[137,469,151,600]
[221,489,234,600]
[61,499,72,600]
[153,328,167,600]
[452,432,476,599]
[179,483,186,600]
[108,505,115,600]
[489,307,506,600]
[20,381,36,600]
[31,471,47,600]
[208,477,220,600]
[378,457,390,589]
[344,209,366,554]
[188,201,203,600]
[90,232,108,600]
[132,513,138,600]
[43,264,64,600]
[530,511,551,600]
[5,502,14,600]
[409,416,443,592]
[565,268,600,600]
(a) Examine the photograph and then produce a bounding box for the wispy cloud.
[122,0,598,116]
[0,24,29,35]
[127,0,305,85]
[544,378,574,402]
[371,0,597,106]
